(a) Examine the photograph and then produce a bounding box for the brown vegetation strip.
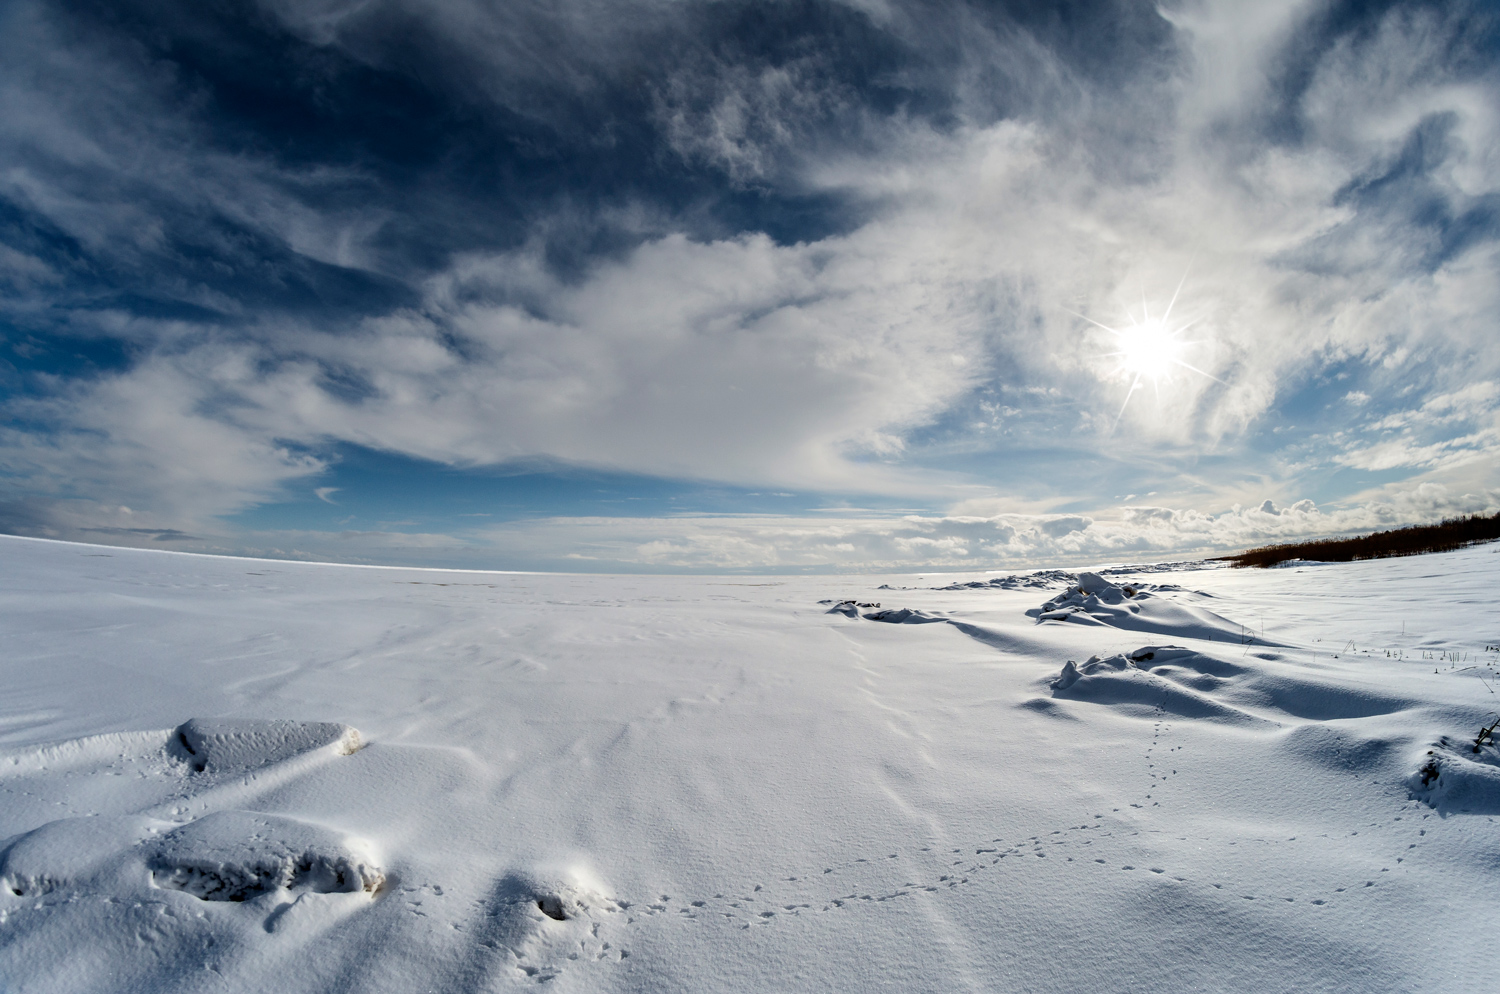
[1218,512,1500,569]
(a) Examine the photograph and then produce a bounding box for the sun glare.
[1067,273,1225,430]
[1114,318,1184,380]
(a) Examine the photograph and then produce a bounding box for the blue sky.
[1,0,1497,571]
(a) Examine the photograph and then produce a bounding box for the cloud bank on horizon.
[0,0,1497,571]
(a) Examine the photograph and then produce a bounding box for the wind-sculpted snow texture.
[2,538,1499,992]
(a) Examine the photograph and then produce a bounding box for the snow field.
[1,536,1498,991]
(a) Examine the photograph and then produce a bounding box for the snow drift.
[2,536,1498,992]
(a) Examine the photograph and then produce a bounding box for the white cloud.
[421,483,1500,570]
[1334,380,1500,471]
[0,0,1497,557]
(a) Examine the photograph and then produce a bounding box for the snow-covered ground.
[2,535,1498,993]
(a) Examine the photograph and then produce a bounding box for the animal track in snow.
[590,673,1428,944]
[605,810,1397,943]
[464,868,628,984]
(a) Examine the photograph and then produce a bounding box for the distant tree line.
[1218,511,1500,568]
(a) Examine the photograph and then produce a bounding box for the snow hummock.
[1409,734,1500,814]
[1026,571,1276,645]
[171,718,362,776]
[145,810,384,902]
[2,535,1499,992]
[933,569,1076,591]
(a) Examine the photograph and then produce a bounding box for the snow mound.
[472,867,625,982]
[0,815,160,898]
[821,599,880,617]
[1035,572,1168,616]
[499,866,619,923]
[1095,560,1222,575]
[171,718,362,775]
[3,808,384,906]
[936,570,1075,591]
[1049,644,1420,726]
[1028,573,1274,645]
[1049,646,1263,724]
[862,607,946,624]
[145,810,384,901]
[1409,734,1500,814]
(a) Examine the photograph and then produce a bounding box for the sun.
[1067,274,1224,429]
[1113,317,1185,380]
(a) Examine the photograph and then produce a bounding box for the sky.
[0,0,1497,572]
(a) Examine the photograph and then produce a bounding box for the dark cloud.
[1,0,1188,339]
